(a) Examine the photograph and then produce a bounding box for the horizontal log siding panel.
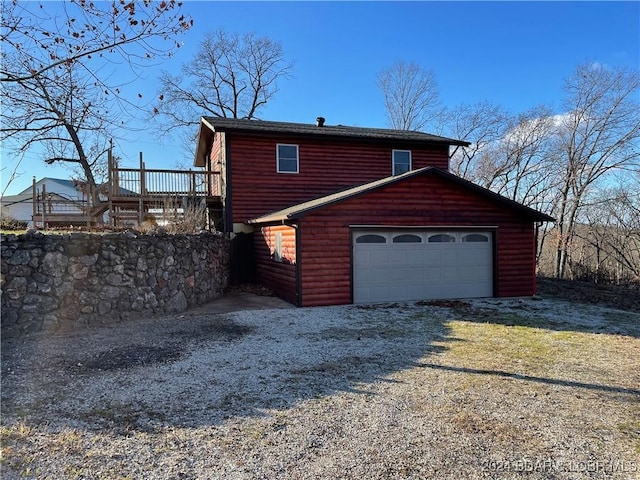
[495,225,536,296]
[298,174,537,306]
[207,133,224,197]
[254,225,298,304]
[208,133,223,172]
[227,133,450,223]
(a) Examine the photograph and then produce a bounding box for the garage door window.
[428,233,456,243]
[356,234,386,243]
[393,234,421,243]
[462,233,489,242]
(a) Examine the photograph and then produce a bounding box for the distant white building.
[1,178,88,227]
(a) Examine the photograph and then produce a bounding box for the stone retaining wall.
[1,231,230,338]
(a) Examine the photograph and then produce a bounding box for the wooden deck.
[31,157,222,229]
[108,158,222,228]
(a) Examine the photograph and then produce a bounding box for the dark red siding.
[207,132,224,196]
[295,174,537,307]
[253,225,298,305]
[227,133,450,223]
[208,132,223,171]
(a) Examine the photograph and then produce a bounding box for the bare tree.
[553,63,640,278]
[446,101,511,181]
[0,0,192,204]
[3,61,118,207]
[377,60,442,131]
[484,106,559,207]
[568,181,640,284]
[154,29,293,134]
[1,0,192,84]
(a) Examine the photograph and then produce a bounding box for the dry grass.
[1,298,639,479]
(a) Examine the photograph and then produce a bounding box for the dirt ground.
[536,276,640,313]
[1,280,639,479]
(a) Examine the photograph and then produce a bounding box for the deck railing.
[109,157,221,199]
[31,179,93,227]
[34,192,88,215]
[29,156,222,228]
[106,155,222,228]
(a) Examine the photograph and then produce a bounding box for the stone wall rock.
[1,231,230,338]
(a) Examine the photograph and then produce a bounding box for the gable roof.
[1,192,71,205]
[202,117,469,145]
[18,178,79,195]
[1,193,34,205]
[247,167,555,224]
[195,117,469,167]
[15,177,136,197]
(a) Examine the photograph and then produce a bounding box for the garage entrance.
[352,229,494,303]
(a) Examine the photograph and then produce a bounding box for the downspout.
[293,222,302,307]
[223,133,233,233]
[535,221,542,258]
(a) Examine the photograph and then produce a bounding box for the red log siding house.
[195,117,554,307]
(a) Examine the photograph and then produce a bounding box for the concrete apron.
[186,292,295,316]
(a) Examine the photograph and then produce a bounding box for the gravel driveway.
[1,297,639,479]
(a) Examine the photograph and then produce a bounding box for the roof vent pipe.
[316,117,325,127]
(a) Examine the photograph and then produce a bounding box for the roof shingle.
[201,117,469,146]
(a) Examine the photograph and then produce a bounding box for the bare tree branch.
[553,63,640,278]
[153,29,293,146]
[1,0,193,83]
[377,60,442,131]
[1,0,192,204]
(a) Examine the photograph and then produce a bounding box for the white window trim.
[277,144,299,174]
[392,149,412,175]
[274,232,283,262]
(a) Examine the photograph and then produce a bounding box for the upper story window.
[392,150,411,175]
[277,144,299,173]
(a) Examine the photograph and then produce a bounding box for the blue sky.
[2,1,639,195]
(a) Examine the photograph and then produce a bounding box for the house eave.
[194,118,217,167]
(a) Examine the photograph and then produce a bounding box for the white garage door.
[353,230,494,304]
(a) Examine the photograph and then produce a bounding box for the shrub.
[167,201,208,234]
[0,214,28,231]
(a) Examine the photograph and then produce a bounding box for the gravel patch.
[1,297,639,479]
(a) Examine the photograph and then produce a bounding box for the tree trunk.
[64,122,101,214]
